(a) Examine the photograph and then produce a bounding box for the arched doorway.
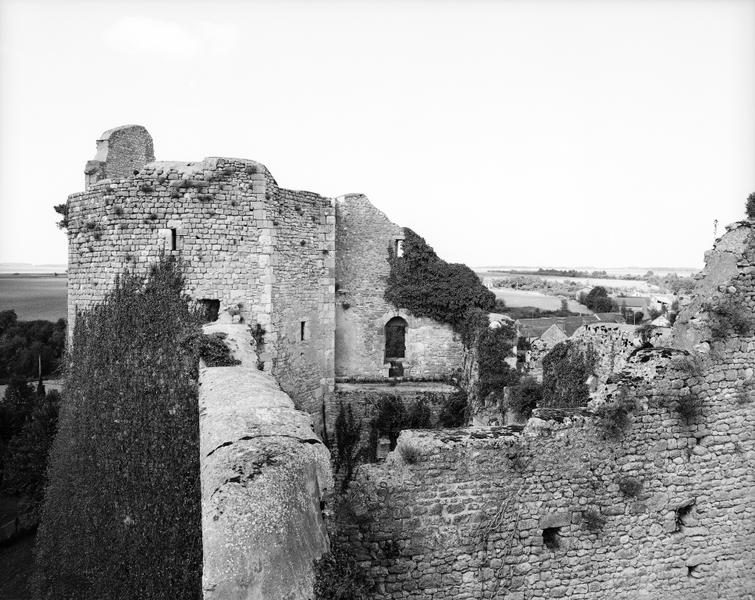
[385,317,407,376]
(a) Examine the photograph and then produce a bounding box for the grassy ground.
[0,276,67,321]
[493,288,591,313]
[0,533,35,600]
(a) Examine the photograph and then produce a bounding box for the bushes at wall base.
[32,257,202,600]
[438,390,468,427]
[313,542,369,600]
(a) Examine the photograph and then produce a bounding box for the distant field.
[0,276,67,321]
[479,272,657,293]
[493,288,592,314]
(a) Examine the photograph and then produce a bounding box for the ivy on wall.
[541,340,597,408]
[385,229,518,402]
[475,319,519,400]
[384,228,496,333]
[33,257,202,599]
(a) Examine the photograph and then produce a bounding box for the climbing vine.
[541,340,597,408]
[385,228,496,333]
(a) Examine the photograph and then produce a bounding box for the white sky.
[0,0,753,269]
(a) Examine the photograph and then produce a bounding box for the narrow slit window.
[170,228,177,251]
[395,239,404,257]
[300,321,307,341]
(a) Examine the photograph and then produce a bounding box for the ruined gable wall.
[268,184,336,421]
[85,125,155,189]
[67,158,273,331]
[335,195,463,380]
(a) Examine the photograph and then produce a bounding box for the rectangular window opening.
[170,228,177,251]
[300,321,307,341]
[395,239,404,257]
[199,299,220,323]
[542,527,561,550]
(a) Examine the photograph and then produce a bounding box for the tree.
[747,192,755,219]
[1,389,60,513]
[584,286,614,312]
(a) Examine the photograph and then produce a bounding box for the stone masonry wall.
[337,220,755,599]
[270,184,336,424]
[67,156,272,330]
[68,127,337,417]
[335,194,463,380]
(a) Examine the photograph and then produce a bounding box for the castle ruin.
[65,125,755,599]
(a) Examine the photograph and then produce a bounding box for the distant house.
[517,315,601,342]
[594,312,626,324]
[613,296,651,320]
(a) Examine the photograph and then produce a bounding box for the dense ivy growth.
[385,228,495,332]
[33,257,202,599]
[505,376,542,419]
[541,340,596,408]
[475,319,519,400]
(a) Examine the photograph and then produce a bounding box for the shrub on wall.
[541,340,596,408]
[705,294,755,339]
[33,257,202,599]
[595,387,637,439]
[746,191,755,219]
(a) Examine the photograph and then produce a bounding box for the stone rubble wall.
[335,194,463,380]
[340,344,754,599]
[200,323,333,600]
[336,220,755,599]
[570,322,672,385]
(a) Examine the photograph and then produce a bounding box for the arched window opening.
[384,317,407,360]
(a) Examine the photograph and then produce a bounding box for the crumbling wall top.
[85,124,155,190]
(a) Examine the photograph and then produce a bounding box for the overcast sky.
[0,0,753,269]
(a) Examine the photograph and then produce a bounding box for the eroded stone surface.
[200,324,333,600]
